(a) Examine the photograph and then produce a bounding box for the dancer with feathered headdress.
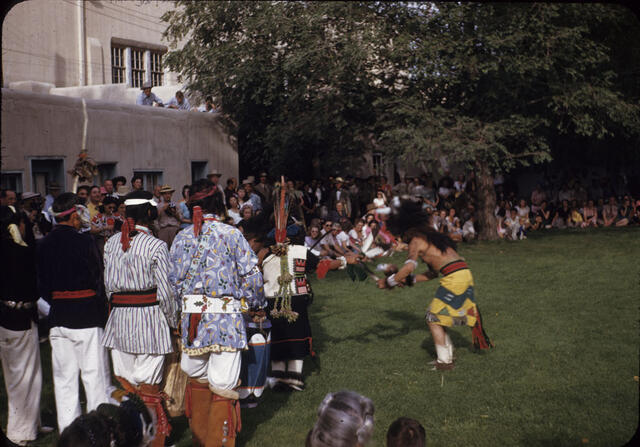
[260,177,315,391]
[379,197,493,371]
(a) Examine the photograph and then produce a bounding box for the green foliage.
[163,1,392,177]
[375,3,640,173]
[162,2,639,178]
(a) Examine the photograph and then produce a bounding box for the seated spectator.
[131,175,144,192]
[243,180,263,213]
[113,199,126,233]
[373,190,387,209]
[386,417,426,447]
[433,209,447,232]
[164,90,191,110]
[595,197,605,223]
[306,390,374,447]
[320,219,333,236]
[178,185,192,229]
[615,197,632,227]
[333,222,356,255]
[360,220,383,258]
[320,223,348,259]
[305,225,329,257]
[156,184,181,247]
[103,179,117,199]
[237,188,250,209]
[602,196,618,227]
[582,199,598,227]
[453,174,466,195]
[363,212,376,227]
[462,215,477,241]
[227,195,242,225]
[90,196,121,254]
[445,208,463,242]
[569,205,586,228]
[531,200,552,230]
[240,204,254,221]
[505,208,526,240]
[348,219,366,247]
[198,95,218,113]
[632,200,640,225]
[552,200,571,229]
[515,199,531,230]
[136,82,163,107]
[530,183,546,213]
[496,214,507,239]
[224,178,237,205]
[417,180,438,211]
[328,201,349,227]
[112,176,128,197]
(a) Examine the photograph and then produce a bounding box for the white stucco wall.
[1,88,238,192]
[2,0,178,88]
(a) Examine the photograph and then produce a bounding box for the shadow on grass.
[238,310,332,445]
[237,388,295,446]
[311,310,427,348]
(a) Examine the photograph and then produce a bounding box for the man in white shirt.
[165,91,191,110]
[136,82,164,107]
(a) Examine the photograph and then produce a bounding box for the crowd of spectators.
[1,168,638,258]
[135,82,220,113]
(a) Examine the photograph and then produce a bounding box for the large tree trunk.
[475,160,499,241]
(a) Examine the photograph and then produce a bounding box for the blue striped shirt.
[101,226,178,354]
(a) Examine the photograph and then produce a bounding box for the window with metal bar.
[131,48,145,88]
[111,46,125,84]
[150,51,164,87]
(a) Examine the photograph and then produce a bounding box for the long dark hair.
[387,197,456,253]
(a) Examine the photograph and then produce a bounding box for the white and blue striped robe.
[101,227,178,354]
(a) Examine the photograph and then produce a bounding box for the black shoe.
[286,372,305,391]
[240,395,259,408]
[272,381,292,393]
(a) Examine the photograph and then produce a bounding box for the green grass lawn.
[2,227,638,446]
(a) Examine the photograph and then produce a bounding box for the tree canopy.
[163,2,640,238]
[163,1,396,178]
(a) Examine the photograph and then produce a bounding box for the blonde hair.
[306,391,375,447]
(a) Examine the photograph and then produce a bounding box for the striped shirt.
[101,226,178,354]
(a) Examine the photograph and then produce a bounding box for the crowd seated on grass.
[1,169,638,256]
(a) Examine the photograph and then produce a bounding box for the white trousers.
[49,326,112,432]
[181,350,241,390]
[111,349,164,386]
[0,323,42,444]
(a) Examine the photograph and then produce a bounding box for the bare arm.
[377,239,421,288]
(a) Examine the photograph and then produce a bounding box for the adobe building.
[1,0,237,194]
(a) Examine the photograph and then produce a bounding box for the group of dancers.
[0,178,492,447]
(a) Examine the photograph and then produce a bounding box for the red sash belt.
[139,390,171,436]
[439,260,469,276]
[51,289,96,300]
[111,289,158,307]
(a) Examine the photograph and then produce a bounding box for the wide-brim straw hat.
[21,192,41,200]
[159,184,175,194]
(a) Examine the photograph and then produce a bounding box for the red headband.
[53,206,77,218]
[189,186,217,203]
